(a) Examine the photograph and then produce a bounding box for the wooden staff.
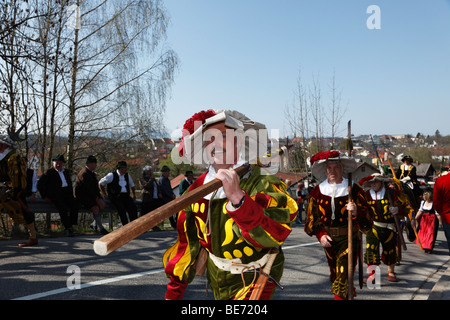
[387,158,423,250]
[249,248,279,300]
[94,164,250,256]
[346,120,354,300]
[385,184,407,251]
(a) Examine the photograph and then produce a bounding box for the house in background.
[354,161,380,186]
[415,163,436,184]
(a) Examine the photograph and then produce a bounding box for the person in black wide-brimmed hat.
[99,161,137,226]
[75,155,109,235]
[396,154,422,204]
[37,154,80,236]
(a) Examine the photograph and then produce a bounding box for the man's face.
[86,162,97,171]
[326,162,343,184]
[204,121,238,170]
[370,180,383,192]
[118,167,127,175]
[53,160,64,171]
[145,170,154,178]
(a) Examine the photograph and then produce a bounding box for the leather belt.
[209,252,271,274]
[325,225,358,237]
[373,221,396,231]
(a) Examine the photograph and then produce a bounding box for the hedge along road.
[1,225,448,300]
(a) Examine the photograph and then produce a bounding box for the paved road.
[1,224,449,301]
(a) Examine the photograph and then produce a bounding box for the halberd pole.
[347,120,354,300]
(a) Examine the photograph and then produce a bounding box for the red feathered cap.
[178,109,216,157]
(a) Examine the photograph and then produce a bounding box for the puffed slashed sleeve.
[163,206,201,300]
[304,187,327,241]
[7,153,27,199]
[353,183,372,233]
[227,170,298,249]
[433,178,443,214]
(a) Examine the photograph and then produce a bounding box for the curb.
[428,259,450,300]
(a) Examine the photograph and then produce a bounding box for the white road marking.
[12,241,319,300]
[13,268,164,300]
[283,242,321,250]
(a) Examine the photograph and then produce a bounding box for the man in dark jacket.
[99,161,137,226]
[75,155,108,235]
[37,154,79,236]
[158,165,176,228]
[179,170,194,196]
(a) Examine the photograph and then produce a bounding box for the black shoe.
[100,228,109,235]
[66,228,75,237]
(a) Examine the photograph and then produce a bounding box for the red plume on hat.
[182,109,216,135]
[310,150,341,166]
[310,150,357,181]
[359,175,375,186]
[178,109,216,157]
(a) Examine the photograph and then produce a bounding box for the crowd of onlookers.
[11,152,196,246]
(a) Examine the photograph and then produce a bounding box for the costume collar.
[369,186,386,200]
[319,178,349,197]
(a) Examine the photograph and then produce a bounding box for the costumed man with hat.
[304,150,372,300]
[99,161,137,226]
[37,154,80,236]
[163,109,298,300]
[0,129,38,246]
[75,155,109,235]
[359,173,410,283]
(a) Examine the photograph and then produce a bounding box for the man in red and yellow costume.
[163,109,298,300]
[0,129,38,247]
[304,150,372,300]
[359,174,410,282]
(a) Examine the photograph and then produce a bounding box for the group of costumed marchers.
[304,150,413,300]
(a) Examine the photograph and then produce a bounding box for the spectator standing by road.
[296,181,308,224]
[140,165,162,231]
[179,170,194,196]
[158,165,176,228]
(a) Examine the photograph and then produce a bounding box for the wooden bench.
[1,198,143,235]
